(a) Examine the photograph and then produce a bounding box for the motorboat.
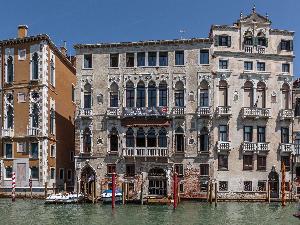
[101,189,122,203]
[45,193,84,204]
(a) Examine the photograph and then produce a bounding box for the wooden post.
[214,182,217,207]
[94,179,96,202]
[91,182,95,203]
[173,172,177,210]
[288,181,291,202]
[281,162,286,207]
[268,182,271,203]
[76,178,79,203]
[52,183,55,194]
[112,173,116,209]
[207,181,210,202]
[64,181,67,193]
[12,172,16,202]
[44,182,48,199]
[140,173,143,205]
[29,176,32,199]
[122,182,126,205]
[209,182,213,204]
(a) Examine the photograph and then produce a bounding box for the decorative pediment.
[238,7,271,25]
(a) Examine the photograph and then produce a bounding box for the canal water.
[0,199,298,225]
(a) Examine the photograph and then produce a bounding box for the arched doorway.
[148,167,167,196]
[268,169,279,198]
[80,165,96,197]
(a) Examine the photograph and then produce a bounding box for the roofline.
[74,38,212,49]
[0,34,76,73]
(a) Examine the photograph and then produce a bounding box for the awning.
[121,118,170,127]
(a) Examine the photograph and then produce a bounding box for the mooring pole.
[267,182,270,203]
[77,178,79,204]
[140,172,144,205]
[173,172,177,210]
[122,182,125,205]
[29,176,32,199]
[12,172,16,202]
[112,172,116,209]
[214,182,218,207]
[209,182,213,204]
[92,182,95,204]
[281,162,286,206]
[44,182,48,199]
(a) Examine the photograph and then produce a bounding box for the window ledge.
[199,64,210,66]
[108,67,120,69]
[82,67,93,70]
[174,65,185,67]
[217,169,229,171]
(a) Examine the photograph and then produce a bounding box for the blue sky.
[0,0,299,73]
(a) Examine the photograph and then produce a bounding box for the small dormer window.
[280,40,293,51]
[215,35,231,47]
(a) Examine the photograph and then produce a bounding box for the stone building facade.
[74,8,297,200]
[0,26,76,195]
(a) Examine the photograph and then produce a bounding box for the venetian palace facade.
[0,26,76,194]
[74,8,299,200]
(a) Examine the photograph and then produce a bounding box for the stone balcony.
[171,107,185,116]
[123,147,168,157]
[279,109,294,120]
[216,106,232,117]
[123,107,169,118]
[79,108,93,117]
[242,142,257,153]
[197,106,212,117]
[279,143,294,154]
[27,127,41,136]
[244,45,266,54]
[107,107,121,117]
[216,141,231,152]
[257,142,270,152]
[2,128,14,138]
[242,107,271,119]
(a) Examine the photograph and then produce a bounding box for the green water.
[0,199,298,225]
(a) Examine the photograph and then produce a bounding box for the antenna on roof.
[240,11,243,19]
[179,29,186,40]
[252,4,256,13]
[266,12,269,20]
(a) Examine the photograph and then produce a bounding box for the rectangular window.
[107,164,116,175]
[219,181,228,191]
[257,62,266,71]
[257,127,266,143]
[295,98,300,116]
[110,53,119,67]
[243,126,253,142]
[30,143,39,159]
[258,180,267,191]
[219,60,228,69]
[72,85,75,102]
[159,83,167,106]
[200,50,209,64]
[50,145,56,158]
[5,143,12,158]
[175,90,184,107]
[282,63,290,73]
[18,49,26,60]
[5,167,12,179]
[83,54,92,69]
[125,164,135,177]
[148,52,157,66]
[218,36,231,46]
[70,151,74,162]
[175,164,184,176]
[257,155,267,171]
[179,183,184,193]
[18,93,26,103]
[200,164,209,176]
[243,155,253,170]
[175,51,184,65]
[218,154,228,170]
[137,52,145,67]
[244,181,252,191]
[219,125,228,141]
[110,91,118,107]
[50,168,55,179]
[281,156,290,171]
[244,61,253,70]
[200,90,209,107]
[17,142,26,153]
[281,127,289,143]
[31,167,39,179]
[67,170,72,180]
[126,53,135,67]
[159,52,168,66]
[59,168,64,180]
[280,40,293,51]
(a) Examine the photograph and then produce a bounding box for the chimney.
[18,25,28,38]
[60,41,67,57]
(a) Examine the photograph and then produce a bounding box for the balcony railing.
[197,106,212,117]
[242,142,257,152]
[123,147,168,157]
[123,107,168,117]
[279,109,294,120]
[2,128,14,137]
[27,127,40,136]
[242,107,271,119]
[79,108,93,117]
[279,143,294,154]
[172,107,185,115]
[257,142,270,152]
[294,144,300,155]
[216,141,231,152]
[244,45,266,54]
[107,107,121,117]
[216,106,232,117]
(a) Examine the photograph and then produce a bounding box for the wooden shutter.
[227,36,231,47]
[265,38,268,47]
[290,40,293,51]
[253,37,258,46]
[214,35,219,46]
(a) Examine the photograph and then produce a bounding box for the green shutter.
[253,37,258,46]
[290,40,293,51]
[214,35,219,46]
[265,38,268,47]
[227,36,231,47]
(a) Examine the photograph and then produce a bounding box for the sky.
[0,0,299,73]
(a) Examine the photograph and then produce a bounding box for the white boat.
[101,189,122,203]
[45,193,84,204]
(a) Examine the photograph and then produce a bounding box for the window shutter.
[227,36,231,47]
[265,38,268,47]
[290,40,293,51]
[280,40,283,50]
[253,37,258,46]
[214,35,219,46]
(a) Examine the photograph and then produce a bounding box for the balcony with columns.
[1,128,14,138]
[107,108,121,117]
[171,106,185,116]
[122,106,169,118]
[242,142,256,153]
[123,147,168,157]
[242,107,271,119]
[216,141,231,152]
[216,106,232,117]
[78,108,93,118]
[279,143,294,154]
[279,109,294,120]
[257,142,270,152]
[197,106,212,117]
[27,126,41,136]
[244,45,266,54]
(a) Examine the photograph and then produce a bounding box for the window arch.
[110,82,118,107]
[83,128,92,153]
[50,58,55,85]
[257,31,267,47]
[126,81,134,107]
[175,81,184,107]
[32,53,39,80]
[83,83,92,109]
[200,127,209,152]
[110,127,118,152]
[126,128,134,147]
[244,81,254,107]
[256,82,266,108]
[136,128,145,147]
[136,81,145,107]
[200,80,209,107]
[159,81,168,107]
[282,83,290,109]
[50,108,55,134]
[147,127,156,147]
[158,128,167,147]
[175,127,184,152]
[218,80,228,107]
[148,81,157,107]
[244,31,253,45]
[7,56,14,83]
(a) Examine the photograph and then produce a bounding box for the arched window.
[159,81,168,107]
[7,105,14,129]
[218,80,228,107]
[175,127,184,152]
[126,128,134,147]
[244,31,253,45]
[136,81,145,107]
[200,127,209,152]
[50,108,55,134]
[136,128,145,147]
[31,103,39,128]
[83,128,91,153]
[148,81,157,107]
[200,80,209,107]
[126,81,134,107]
[282,84,290,109]
[83,83,92,109]
[110,128,118,152]
[244,81,254,107]
[7,56,14,83]
[50,58,55,85]
[256,82,266,108]
[147,128,156,147]
[257,32,267,47]
[32,53,39,80]
[175,81,184,107]
[110,82,118,107]
[158,128,167,147]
